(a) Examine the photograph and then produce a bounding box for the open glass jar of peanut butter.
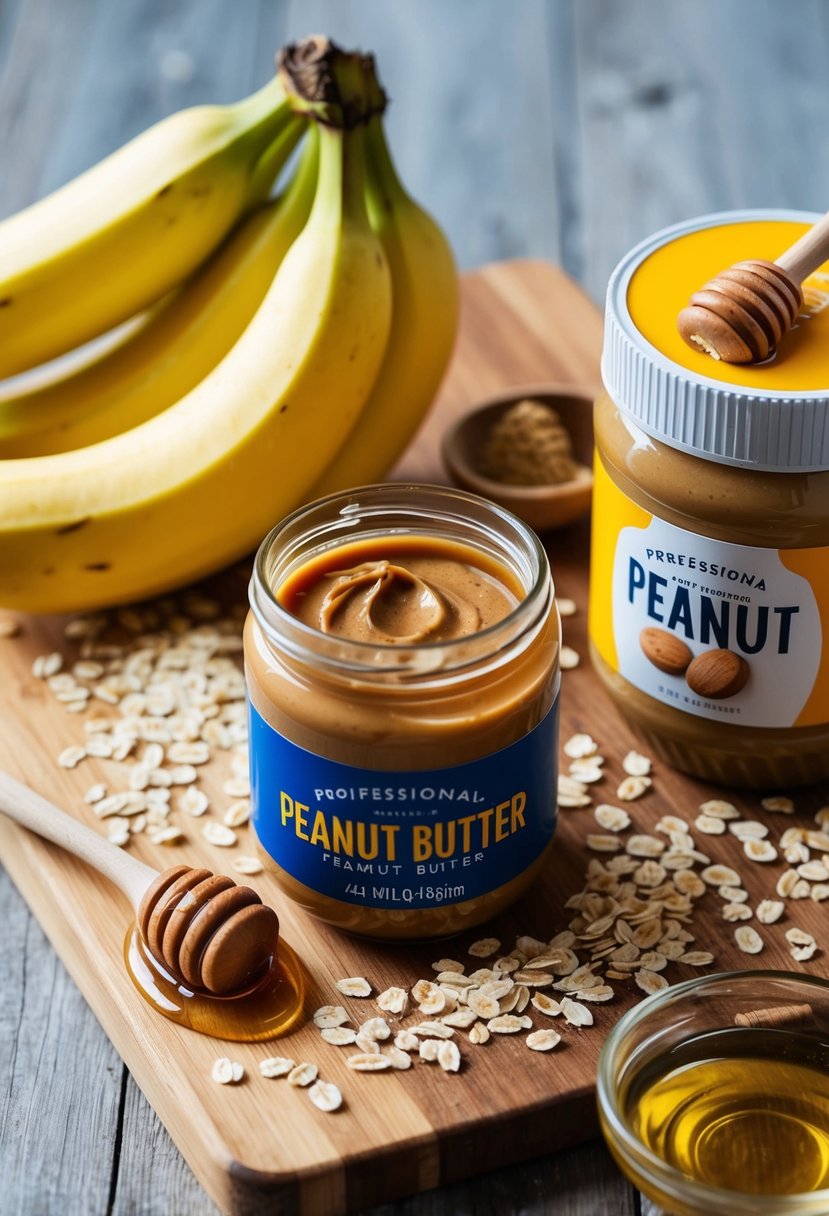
[590,210,829,789]
[245,484,560,939]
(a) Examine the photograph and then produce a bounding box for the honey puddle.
[124,925,305,1042]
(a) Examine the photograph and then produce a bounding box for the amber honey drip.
[626,1026,829,1196]
[124,925,306,1042]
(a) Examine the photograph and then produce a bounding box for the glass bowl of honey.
[597,970,829,1216]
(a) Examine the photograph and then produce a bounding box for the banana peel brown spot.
[55,517,91,536]
[84,562,111,572]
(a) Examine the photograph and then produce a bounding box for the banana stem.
[310,121,371,232]
[248,115,307,204]
[365,114,410,210]
[277,36,386,130]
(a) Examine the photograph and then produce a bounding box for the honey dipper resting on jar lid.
[677,207,829,363]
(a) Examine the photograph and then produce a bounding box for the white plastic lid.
[601,209,829,472]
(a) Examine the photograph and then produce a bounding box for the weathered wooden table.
[2,2,829,1214]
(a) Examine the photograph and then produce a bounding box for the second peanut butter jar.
[590,209,829,789]
[245,484,560,940]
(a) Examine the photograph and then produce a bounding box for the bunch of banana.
[0,37,458,613]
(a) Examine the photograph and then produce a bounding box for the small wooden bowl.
[441,383,595,531]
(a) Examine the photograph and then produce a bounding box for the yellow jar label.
[590,457,829,728]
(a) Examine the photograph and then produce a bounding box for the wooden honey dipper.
[0,770,278,997]
[677,209,829,363]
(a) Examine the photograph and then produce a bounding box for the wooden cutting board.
[1,259,827,1216]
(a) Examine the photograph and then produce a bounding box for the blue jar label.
[249,695,559,910]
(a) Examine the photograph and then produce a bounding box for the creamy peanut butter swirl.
[318,560,482,643]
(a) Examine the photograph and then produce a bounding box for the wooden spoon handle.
[776,209,829,283]
[0,769,158,909]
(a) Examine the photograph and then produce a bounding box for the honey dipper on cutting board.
[677,208,829,363]
[0,769,278,997]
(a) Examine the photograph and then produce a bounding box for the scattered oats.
[638,951,667,972]
[761,796,795,815]
[815,807,829,830]
[223,775,250,798]
[377,987,410,1015]
[586,834,622,853]
[719,885,749,904]
[167,740,210,765]
[487,1014,533,1034]
[698,799,740,821]
[524,1027,561,1053]
[85,735,114,759]
[560,997,593,1026]
[320,1027,357,1046]
[656,814,690,834]
[84,783,107,804]
[468,937,500,959]
[635,970,669,995]
[394,1029,419,1052]
[224,800,251,828]
[92,793,130,818]
[57,745,86,769]
[308,1080,343,1112]
[438,1041,461,1072]
[777,870,800,898]
[560,645,580,669]
[313,1005,350,1029]
[806,830,829,852]
[790,879,812,900]
[785,928,816,947]
[622,751,652,777]
[631,919,663,949]
[384,1045,413,1070]
[231,856,263,876]
[811,884,829,902]
[432,958,464,975]
[177,786,209,817]
[632,860,667,888]
[792,943,819,962]
[212,1058,244,1084]
[568,762,604,783]
[695,814,726,835]
[563,733,597,759]
[418,1040,441,1062]
[679,951,714,966]
[755,899,784,925]
[743,838,778,863]
[336,977,372,999]
[556,597,577,617]
[617,775,652,801]
[467,990,501,1019]
[595,804,631,832]
[148,825,184,846]
[141,742,165,770]
[412,1021,454,1039]
[105,821,131,847]
[442,1008,479,1029]
[469,1022,490,1045]
[359,1017,391,1041]
[626,834,665,858]
[288,1063,318,1087]
[798,860,829,882]
[734,926,764,955]
[168,764,198,786]
[673,870,706,898]
[729,820,769,841]
[203,822,237,848]
[701,864,741,887]
[259,1056,295,1078]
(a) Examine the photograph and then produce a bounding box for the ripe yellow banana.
[0,133,318,457]
[0,76,304,378]
[0,116,391,611]
[309,112,458,497]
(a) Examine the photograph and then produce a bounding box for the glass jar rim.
[597,968,829,1215]
[249,483,554,681]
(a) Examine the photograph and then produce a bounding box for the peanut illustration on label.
[639,627,692,676]
[685,649,750,699]
[640,628,750,701]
